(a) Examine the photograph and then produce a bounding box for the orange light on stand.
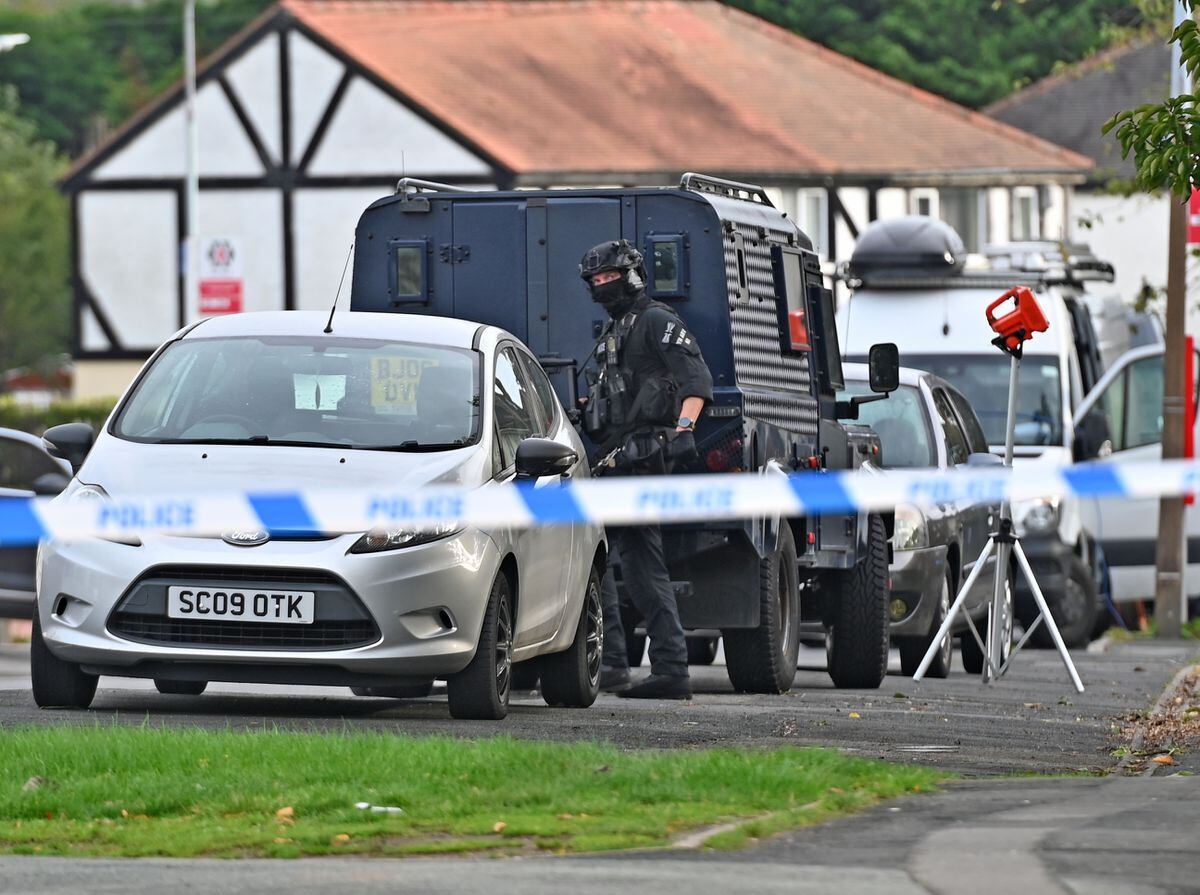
[788,308,810,351]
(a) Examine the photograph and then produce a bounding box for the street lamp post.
[183,1,199,324]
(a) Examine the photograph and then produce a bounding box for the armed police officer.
[579,240,712,700]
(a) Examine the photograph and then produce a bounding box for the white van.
[837,217,1109,647]
[1073,343,1200,607]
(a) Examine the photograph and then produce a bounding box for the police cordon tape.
[0,458,1194,547]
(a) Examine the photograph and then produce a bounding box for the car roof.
[183,311,491,350]
[842,362,926,390]
[0,427,50,450]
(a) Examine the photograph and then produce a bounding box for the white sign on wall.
[198,236,244,315]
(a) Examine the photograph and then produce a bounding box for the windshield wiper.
[361,440,468,452]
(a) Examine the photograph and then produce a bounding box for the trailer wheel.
[825,514,889,689]
[723,523,800,694]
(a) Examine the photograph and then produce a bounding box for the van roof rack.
[394,177,475,197]
[679,172,775,207]
[983,242,1115,285]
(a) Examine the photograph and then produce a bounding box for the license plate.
[167,586,315,624]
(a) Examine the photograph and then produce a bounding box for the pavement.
[0,638,1197,894]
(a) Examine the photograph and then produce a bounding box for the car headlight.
[65,482,141,546]
[892,503,927,551]
[1015,497,1060,536]
[348,523,462,554]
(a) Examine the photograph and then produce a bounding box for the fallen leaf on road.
[893,692,908,699]
[848,712,861,719]
[1152,754,1176,765]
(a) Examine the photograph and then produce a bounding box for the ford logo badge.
[222,529,270,547]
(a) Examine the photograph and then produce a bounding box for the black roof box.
[847,216,966,282]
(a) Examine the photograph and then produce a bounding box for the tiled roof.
[282,0,1092,180]
[985,40,1170,181]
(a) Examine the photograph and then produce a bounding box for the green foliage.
[1104,4,1200,198]
[726,0,1146,108]
[0,397,115,435]
[0,0,271,157]
[0,727,942,857]
[0,89,69,371]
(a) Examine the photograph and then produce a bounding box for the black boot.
[599,665,631,693]
[617,673,691,700]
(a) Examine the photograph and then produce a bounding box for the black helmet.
[579,240,646,282]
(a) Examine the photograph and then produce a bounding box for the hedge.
[0,398,116,435]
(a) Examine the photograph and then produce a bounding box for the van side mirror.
[43,422,96,473]
[1073,411,1110,462]
[515,437,577,480]
[868,343,900,394]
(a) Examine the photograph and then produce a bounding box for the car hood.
[1009,445,1071,469]
[76,435,482,496]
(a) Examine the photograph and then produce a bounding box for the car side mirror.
[43,422,96,473]
[515,437,578,480]
[868,342,900,394]
[31,471,71,496]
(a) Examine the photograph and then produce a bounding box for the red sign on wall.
[199,279,244,314]
[1189,190,1200,244]
[198,237,244,316]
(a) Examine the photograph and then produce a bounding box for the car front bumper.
[888,544,949,639]
[38,529,502,685]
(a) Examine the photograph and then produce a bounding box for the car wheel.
[30,613,97,710]
[898,566,953,678]
[1028,555,1097,650]
[961,565,1014,675]
[540,564,603,708]
[447,571,513,720]
[724,523,800,694]
[824,515,889,689]
[686,636,719,666]
[350,682,434,699]
[154,679,207,696]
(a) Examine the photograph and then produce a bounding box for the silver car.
[34,311,606,720]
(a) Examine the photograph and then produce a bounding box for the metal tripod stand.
[913,348,1084,693]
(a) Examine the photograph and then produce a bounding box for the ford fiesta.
[34,311,606,719]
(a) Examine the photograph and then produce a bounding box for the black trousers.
[600,525,689,677]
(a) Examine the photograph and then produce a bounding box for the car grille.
[107,565,380,651]
[108,615,378,650]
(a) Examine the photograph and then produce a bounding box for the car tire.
[447,571,513,720]
[1027,555,1097,650]
[898,566,953,678]
[154,679,207,696]
[686,636,719,666]
[724,523,800,694]
[824,514,889,689]
[30,613,98,710]
[350,682,434,699]
[961,565,1014,675]
[540,564,603,708]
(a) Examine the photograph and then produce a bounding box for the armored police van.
[350,174,896,691]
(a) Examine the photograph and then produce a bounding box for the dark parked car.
[838,365,1011,677]
[0,427,71,618]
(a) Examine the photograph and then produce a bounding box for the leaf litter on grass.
[0,726,943,858]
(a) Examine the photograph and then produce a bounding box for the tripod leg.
[1012,539,1085,693]
[914,538,995,681]
[984,539,1012,683]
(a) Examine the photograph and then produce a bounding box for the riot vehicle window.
[493,347,540,467]
[836,384,935,468]
[391,242,427,301]
[113,336,480,450]
[0,438,60,489]
[903,354,1062,447]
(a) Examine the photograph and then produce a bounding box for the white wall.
[194,189,285,322]
[293,187,397,312]
[1071,191,1170,303]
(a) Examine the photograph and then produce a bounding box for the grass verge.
[0,726,942,858]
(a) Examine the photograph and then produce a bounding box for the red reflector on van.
[788,308,810,351]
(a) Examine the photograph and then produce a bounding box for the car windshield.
[902,354,1062,447]
[114,335,481,450]
[836,384,935,468]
